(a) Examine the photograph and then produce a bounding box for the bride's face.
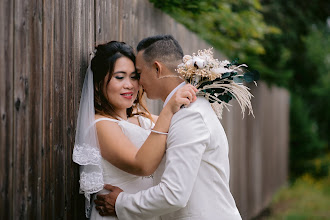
[103,56,139,113]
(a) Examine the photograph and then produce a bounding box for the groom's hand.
[94,184,123,216]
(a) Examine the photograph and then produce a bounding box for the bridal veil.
[72,58,104,217]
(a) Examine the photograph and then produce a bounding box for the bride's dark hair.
[91,41,152,120]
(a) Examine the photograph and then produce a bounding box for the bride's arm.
[96,84,197,176]
[151,114,158,122]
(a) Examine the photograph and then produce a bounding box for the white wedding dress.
[89,115,157,220]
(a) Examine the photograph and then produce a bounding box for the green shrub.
[290,94,327,179]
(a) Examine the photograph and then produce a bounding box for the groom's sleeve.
[115,109,210,220]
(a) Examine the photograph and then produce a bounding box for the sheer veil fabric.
[72,60,104,217]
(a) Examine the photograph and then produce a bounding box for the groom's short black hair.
[137,35,183,71]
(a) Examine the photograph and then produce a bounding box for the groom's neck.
[160,79,184,102]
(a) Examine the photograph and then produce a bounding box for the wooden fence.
[0,0,289,219]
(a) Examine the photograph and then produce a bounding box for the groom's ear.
[154,61,162,78]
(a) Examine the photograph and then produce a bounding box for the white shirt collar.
[163,82,186,107]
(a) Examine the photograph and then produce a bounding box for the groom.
[95,35,242,220]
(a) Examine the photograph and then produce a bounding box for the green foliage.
[149,0,330,180]
[266,172,330,219]
[290,94,327,179]
[150,0,205,14]
[260,0,329,89]
[150,0,280,58]
[259,1,330,179]
[303,25,330,145]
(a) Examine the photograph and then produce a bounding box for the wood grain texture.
[41,0,54,218]
[52,0,66,217]
[0,0,14,219]
[12,0,30,218]
[26,0,43,219]
[69,0,94,218]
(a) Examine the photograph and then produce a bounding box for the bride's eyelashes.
[115,76,124,80]
[113,73,139,80]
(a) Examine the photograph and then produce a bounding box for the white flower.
[193,57,206,68]
[220,60,231,66]
[175,47,255,119]
[183,55,192,63]
[177,63,185,68]
[185,59,194,68]
[211,67,234,75]
[177,48,248,81]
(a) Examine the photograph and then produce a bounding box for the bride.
[72,41,197,219]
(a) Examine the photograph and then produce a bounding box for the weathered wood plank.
[68,0,94,218]
[65,0,75,218]
[12,0,31,218]
[246,85,263,218]
[233,104,248,218]
[122,0,134,44]
[0,0,14,219]
[41,0,55,218]
[128,0,139,48]
[261,83,277,209]
[25,0,43,219]
[52,0,67,218]
[95,0,121,44]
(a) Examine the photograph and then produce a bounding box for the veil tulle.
[72,59,104,217]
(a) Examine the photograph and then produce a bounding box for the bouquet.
[176,48,259,119]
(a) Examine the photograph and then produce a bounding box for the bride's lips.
[121,92,134,99]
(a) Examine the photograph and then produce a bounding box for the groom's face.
[136,51,160,99]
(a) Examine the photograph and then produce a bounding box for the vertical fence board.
[26,0,43,219]
[122,0,136,45]
[69,0,95,218]
[13,0,31,218]
[0,0,14,219]
[95,0,120,44]
[261,83,272,207]
[246,85,262,217]
[233,104,248,218]
[52,0,67,218]
[64,0,71,218]
[65,1,75,218]
[41,0,54,218]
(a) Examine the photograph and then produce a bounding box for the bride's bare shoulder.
[94,114,119,129]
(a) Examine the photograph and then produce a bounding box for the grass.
[256,173,330,220]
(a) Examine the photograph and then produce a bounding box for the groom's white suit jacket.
[116,94,242,220]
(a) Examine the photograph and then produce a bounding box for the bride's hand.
[166,84,198,114]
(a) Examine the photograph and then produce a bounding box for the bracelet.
[150,129,168,135]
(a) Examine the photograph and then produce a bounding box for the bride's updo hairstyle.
[91,41,152,120]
